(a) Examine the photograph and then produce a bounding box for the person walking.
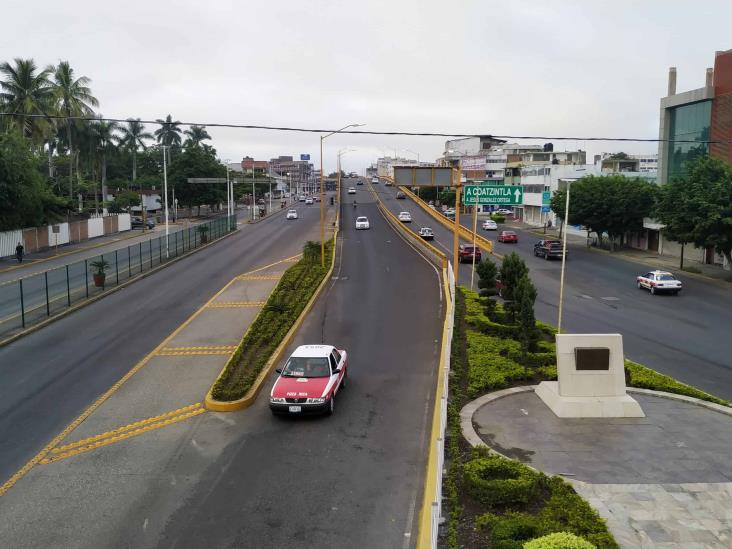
[15,242,24,263]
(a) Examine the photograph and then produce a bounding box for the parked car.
[637,270,682,295]
[384,180,392,186]
[356,180,363,185]
[299,195,306,202]
[495,208,513,215]
[348,187,356,195]
[355,216,370,230]
[269,344,348,416]
[132,216,155,230]
[534,239,565,259]
[482,219,498,231]
[458,244,481,263]
[497,230,518,243]
[286,209,298,220]
[371,177,379,184]
[418,227,434,241]
[398,211,412,223]
[396,191,406,199]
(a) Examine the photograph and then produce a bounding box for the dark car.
[534,239,565,259]
[396,191,406,199]
[132,216,155,230]
[497,230,518,243]
[458,244,481,263]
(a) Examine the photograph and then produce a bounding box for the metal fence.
[0,216,236,340]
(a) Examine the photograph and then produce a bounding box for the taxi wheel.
[326,396,335,416]
[650,286,656,295]
[637,282,643,290]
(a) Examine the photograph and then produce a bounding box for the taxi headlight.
[270,397,286,403]
[306,397,326,404]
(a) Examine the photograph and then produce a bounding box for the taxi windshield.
[658,274,676,281]
[282,357,331,378]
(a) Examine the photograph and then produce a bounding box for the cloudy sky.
[4,0,730,172]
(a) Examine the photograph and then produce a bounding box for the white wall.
[87,217,104,238]
[48,223,69,246]
[0,229,23,257]
[118,213,131,232]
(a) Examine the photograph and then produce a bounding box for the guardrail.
[0,215,236,343]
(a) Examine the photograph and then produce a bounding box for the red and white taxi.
[637,270,682,295]
[269,344,348,416]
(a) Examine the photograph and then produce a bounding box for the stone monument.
[535,333,644,418]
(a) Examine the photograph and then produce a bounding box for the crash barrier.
[388,180,495,255]
[0,214,132,258]
[0,215,236,342]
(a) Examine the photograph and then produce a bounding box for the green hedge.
[464,455,539,506]
[210,240,333,401]
[524,532,596,549]
[625,359,729,406]
[491,214,507,223]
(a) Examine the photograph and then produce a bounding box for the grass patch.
[681,265,702,274]
[625,359,729,406]
[210,240,333,401]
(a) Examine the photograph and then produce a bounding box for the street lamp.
[320,123,365,266]
[162,146,170,257]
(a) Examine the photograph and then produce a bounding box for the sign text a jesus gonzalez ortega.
[463,184,523,205]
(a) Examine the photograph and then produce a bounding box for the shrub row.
[625,359,729,406]
[210,241,333,401]
[469,455,617,548]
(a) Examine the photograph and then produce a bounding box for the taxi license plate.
[288,406,302,413]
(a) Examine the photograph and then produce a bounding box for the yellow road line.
[41,407,206,465]
[157,350,233,356]
[49,403,202,454]
[160,346,238,351]
[0,252,302,497]
[207,301,266,308]
[235,275,281,281]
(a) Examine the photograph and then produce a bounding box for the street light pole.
[557,182,571,333]
[319,123,365,267]
[163,146,169,258]
[252,163,256,221]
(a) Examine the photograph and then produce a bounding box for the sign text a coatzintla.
[463,185,523,205]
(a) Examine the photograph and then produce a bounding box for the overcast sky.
[4,0,731,172]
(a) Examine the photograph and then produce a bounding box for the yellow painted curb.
[417,267,452,549]
[204,214,340,412]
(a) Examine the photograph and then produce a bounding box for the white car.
[371,177,379,184]
[355,216,370,230]
[305,197,314,205]
[637,270,682,295]
[482,219,498,231]
[398,211,412,223]
[418,227,434,240]
[299,195,306,202]
[495,208,513,215]
[286,209,298,220]
[384,180,392,186]
[348,187,357,195]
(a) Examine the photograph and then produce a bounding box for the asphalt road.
[154,184,443,548]
[0,199,330,485]
[377,183,732,401]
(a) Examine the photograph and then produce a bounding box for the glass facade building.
[666,100,711,181]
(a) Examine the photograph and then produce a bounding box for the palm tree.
[118,118,152,182]
[94,117,119,205]
[0,58,54,140]
[183,125,211,148]
[154,114,182,148]
[51,61,99,199]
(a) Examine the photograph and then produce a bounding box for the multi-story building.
[376,156,422,178]
[268,155,313,187]
[240,156,269,174]
[647,49,732,267]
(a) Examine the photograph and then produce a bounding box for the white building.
[376,156,424,178]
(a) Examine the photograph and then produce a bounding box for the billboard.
[460,155,486,171]
[300,154,310,161]
[393,166,454,187]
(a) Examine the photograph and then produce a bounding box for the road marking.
[41,404,206,465]
[207,301,266,308]
[235,275,281,281]
[600,296,620,301]
[0,252,302,497]
[157,345,238,356]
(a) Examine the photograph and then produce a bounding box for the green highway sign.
[463,185,523,205]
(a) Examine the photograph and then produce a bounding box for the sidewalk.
[512,221,732,284]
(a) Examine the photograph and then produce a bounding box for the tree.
[183,125,211,149]
[676,156,732,267]
[167,146,227,215]
[118,118,152,182]
[0,131,66,230]
[654,174,696,269]
[514,275,538,353]
[499,252,528,321]
[108,190,140,213]
[475,257,498,297]
[51,61,99,199]
[154,114,182,150]
[551,175,656,250]
[0,58,53,140]
[93,116,120,205]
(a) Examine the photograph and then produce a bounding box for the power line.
[1,112,729,144]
